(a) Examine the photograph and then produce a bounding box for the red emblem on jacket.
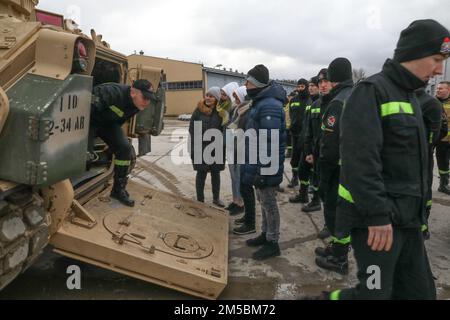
[327,116,336,127]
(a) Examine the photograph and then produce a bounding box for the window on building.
[163,80,203,91]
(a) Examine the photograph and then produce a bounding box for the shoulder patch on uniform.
[327,116,336,127]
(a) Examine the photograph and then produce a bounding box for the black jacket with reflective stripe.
[337,59,429,232]
[304,94,332,156]
[91,83,139,127]
[289,92,312,137]
[319,80,354,167]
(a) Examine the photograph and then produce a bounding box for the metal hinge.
[27,117,51,142]
[26,161,48,185]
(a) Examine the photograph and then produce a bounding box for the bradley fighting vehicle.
[0,0,228,299]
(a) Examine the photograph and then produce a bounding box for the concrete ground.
[1,119,449,300]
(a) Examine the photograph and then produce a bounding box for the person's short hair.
[439,81,450,87]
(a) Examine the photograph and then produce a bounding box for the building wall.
[167,90,203,116]
[128,54,203,115]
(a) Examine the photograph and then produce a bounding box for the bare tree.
[353,68,366,83]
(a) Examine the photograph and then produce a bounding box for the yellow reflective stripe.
[330,290,341,301]
[380,102,414,117]
[421,225,428,232]
[332,236,352,245]
[439,170,450,175]
[306,105,311,111]
[339,185,355,203]
[114,159,131,166]
[300,180,310,186]
[311,108,321,114]
[290,102,301,107]
[109,105,124,118]
[426,200,432,208]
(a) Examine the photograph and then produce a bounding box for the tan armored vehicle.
[0,0,228,299]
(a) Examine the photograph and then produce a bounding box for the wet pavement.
[1,120,449,300]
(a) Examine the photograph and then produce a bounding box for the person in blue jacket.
[234,64,286,261]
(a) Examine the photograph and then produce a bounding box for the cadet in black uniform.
[300,76,322,213]
[90,80,156,207]
[304,70,333,239]
[329,19,448,300]
[287,79,311,189]
[314,58,354,275]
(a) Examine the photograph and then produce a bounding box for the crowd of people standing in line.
[189,19,450,300]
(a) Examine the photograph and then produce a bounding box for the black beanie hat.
[393,19,450,63]
[297,78,309,86]
[328,57,353,83]
[246,64,270,88]
[317,68,328,81]
[310,76,319,86]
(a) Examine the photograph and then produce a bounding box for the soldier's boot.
[314,241,333,257]
[289,183,309,203]
[438,175,450,195]
[111,177,135,207]
[315,243,350,275]
[287,172,299,188]
[302,192,322,213]
[317,226,331,239]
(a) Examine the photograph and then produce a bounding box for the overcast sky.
[38,0,449,80]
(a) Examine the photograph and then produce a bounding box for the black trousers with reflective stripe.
[93,123,132,178]
[319,162,340,236]
[338,228,436,300]
[286,130,292,152]
[290,135,302,172]
[298,152,312,186]
[436,142,450,176]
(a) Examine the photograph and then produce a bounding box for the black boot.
[233,223,256,235]
[315,243,349,275]
[234,216,246,225]
[317,226,331,239]
[315,241,333,257]
[287,172,299,188]
[229,204,244,216]
[246,233,267,247]
[252,241,281,261]
[111,177,135,207]
[302,192,322,213]
[289,184,309,203]
[438,175,450,195]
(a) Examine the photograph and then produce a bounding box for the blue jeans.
[228,164,242,202]
[256,187,280,243]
